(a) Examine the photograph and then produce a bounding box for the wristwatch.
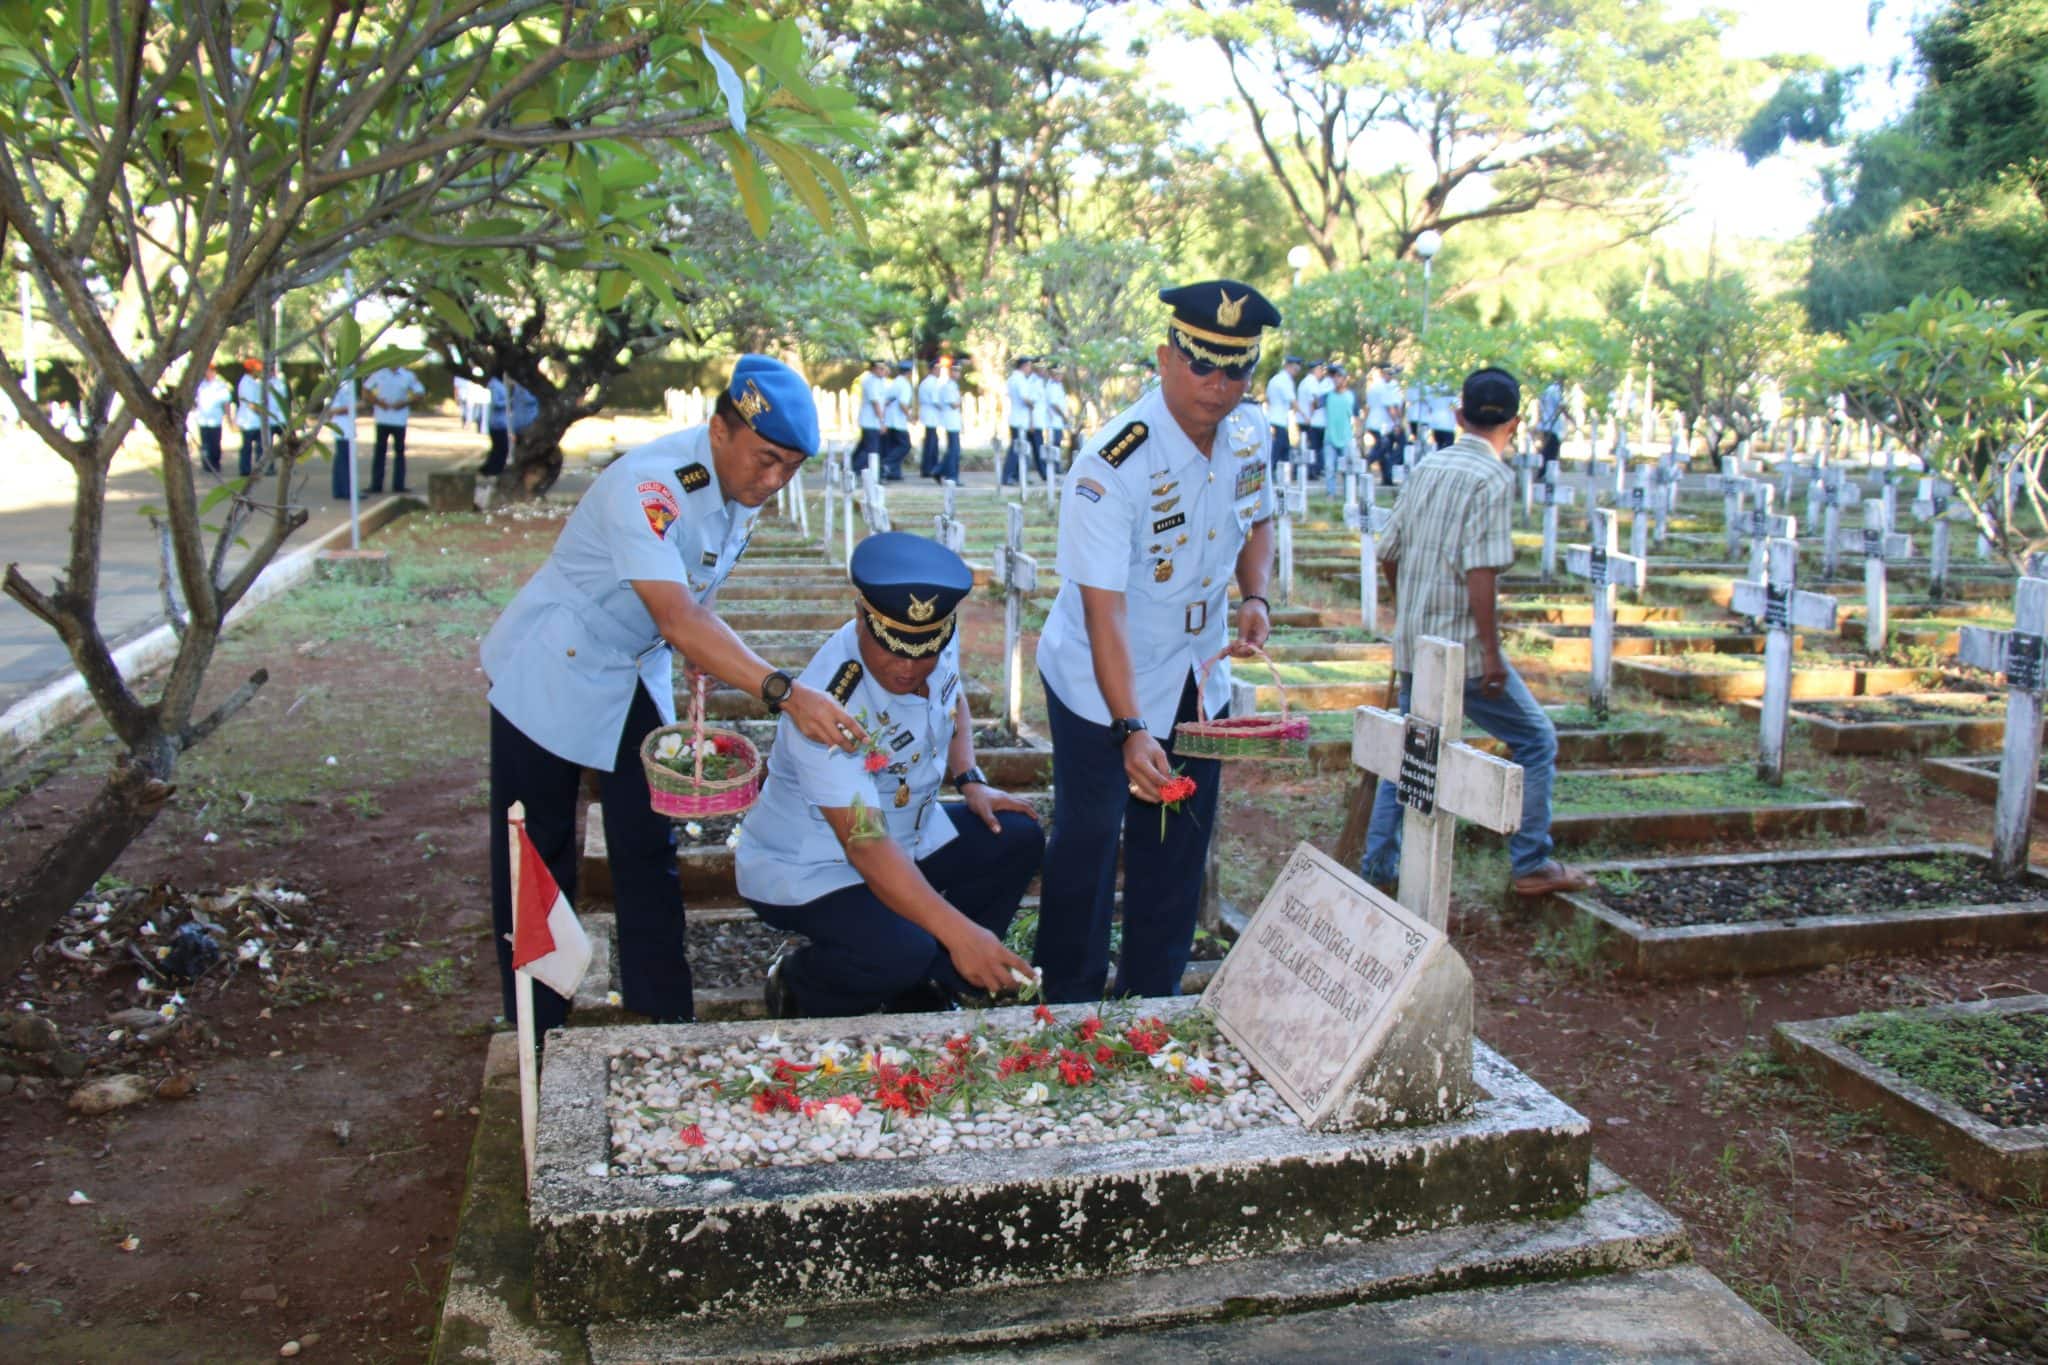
[760,669,794,713]
[948,765,989,793]
[1111,717,1148,745]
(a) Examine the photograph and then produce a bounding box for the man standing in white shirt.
[883,359,915,481]
[1264,355,1299,469]
[917,358,949,480]
[326,376,358,501]
[1044,362,1071,474]
[1363,365,1400,484]
[234,358,287,477]
[193,362,234,475]
[1002,356,1036,486]
[855,357,888,475]
[1295,358,1330,477]
[363,363,427,494]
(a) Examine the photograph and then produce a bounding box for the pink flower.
[679,1124,707,1147]
[863,750,888,773]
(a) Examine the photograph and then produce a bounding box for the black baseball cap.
[1461,367,1521,426]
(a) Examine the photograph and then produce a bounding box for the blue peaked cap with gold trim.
[1159,279,1282,368]
[726,354,819,458]
[850,532,973,659]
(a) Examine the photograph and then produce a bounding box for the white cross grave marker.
[1565,508,1646,717]
[1811,466,1862,579]
[1959,577,2048,878]
[820,442,841,563]
[1514,446,1542,524]
[1731,539,1839,784]
[1536,467,1577,583]
[1733,486,1794,587]
[1708,456,1750,559]
[1345,484,1392,631]
[1832,502,1913,652]
[1350,635,1525,930]
[859,458,892,536]
[1623,465,1663,566]
[991,502,1037,734]
[933,480,966,555]
[1913,475,1958,599]
[1277,475,1308,605]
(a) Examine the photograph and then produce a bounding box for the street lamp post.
[1414,229,1443,342]
[1286,243,1314,290]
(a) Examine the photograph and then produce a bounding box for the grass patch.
[1553,765,1831,813]
[1843,1009,2048,1127]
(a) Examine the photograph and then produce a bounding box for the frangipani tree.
[1821,289,2048,568]
[0,0,865,965]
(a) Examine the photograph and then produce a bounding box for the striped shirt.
[1377,434,1516,676]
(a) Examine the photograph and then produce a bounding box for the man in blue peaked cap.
[481,355,868,1036]
[738,532,1043,1017]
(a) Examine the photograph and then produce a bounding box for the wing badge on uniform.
[1151,495,1180,513]
[637,481,681,537]
[1100,421,1148,469]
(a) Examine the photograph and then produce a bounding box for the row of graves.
[432,443,2043,1361]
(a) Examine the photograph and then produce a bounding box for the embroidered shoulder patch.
[637,481,681,537]
[1099,421,1148,469]
[676,462,712,493]
[827,660,863,703]
[1075,477,1105,504]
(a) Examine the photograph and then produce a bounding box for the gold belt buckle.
[1184,600,1207,635]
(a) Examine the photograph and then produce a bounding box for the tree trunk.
[2,743,176,976]
[502,394,587,499]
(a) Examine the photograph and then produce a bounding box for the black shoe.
[881,980,960,1014]
[764,954,801,1020]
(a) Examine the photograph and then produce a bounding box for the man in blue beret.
[1034,279,1282,1004]
[481,354,869,1036]
[739,533,1042,1016]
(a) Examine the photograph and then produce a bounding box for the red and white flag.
[509,813,591,1000]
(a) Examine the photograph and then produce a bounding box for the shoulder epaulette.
[676,462,712,493]
[827,660,863,703]
[1100,421,1148,469]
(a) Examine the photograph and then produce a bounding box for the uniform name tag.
[676,463,712,493]
[891,729,915,751]
[1152,512,1185,535]
[701,550,718,566]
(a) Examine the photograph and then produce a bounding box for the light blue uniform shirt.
[1036,386,1274,734]
[479,425,759,770]
[735,622,962,906]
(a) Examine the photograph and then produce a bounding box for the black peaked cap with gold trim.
[1159,279,1283,368]
[851,532,974,660]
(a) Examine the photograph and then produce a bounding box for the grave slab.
[1774,994,2048,1199]
[1540,766,1868,849]
[1615,655,1947,702]
[1743,691,2020,755]
[530,1002,1591,1325]
[1920,753,2048,822]
[445,1034,1804,1364]
[1539,842,2048,979]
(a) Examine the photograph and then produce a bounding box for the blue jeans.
[1324,442,1351,499]
[1359,661,1558,882]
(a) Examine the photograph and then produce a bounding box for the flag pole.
[508,800,539,1192]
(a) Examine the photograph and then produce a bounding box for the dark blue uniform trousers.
[1036,674,1223,1003]
[747,806,1043,1017]
[489,684,690,1034]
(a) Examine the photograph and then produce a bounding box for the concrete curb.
[0,495,422,762]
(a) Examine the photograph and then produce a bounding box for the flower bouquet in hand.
[1155,767,1199,840]
[640,675,763,819]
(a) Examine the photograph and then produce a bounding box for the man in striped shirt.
[1361,367,1591,899]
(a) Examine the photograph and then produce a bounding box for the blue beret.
[1159,279,1282,364]
[727,354,819,459]
[850,532,973,659]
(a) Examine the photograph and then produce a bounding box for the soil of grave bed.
[1795,695,2004,722]
[1842,1010,2048,1129]
[1593,854,2042,928]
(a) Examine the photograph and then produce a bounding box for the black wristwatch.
[760,669,794,713]
[1111,717,1148,745]
[948,765,989,793]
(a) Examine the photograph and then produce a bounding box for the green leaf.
[752,133,833,231]
[335,314,362,371]
[713,132,773,238]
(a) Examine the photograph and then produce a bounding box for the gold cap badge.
[1215,288,1246,328]
[735,378,772,424]
[906,591,937,624]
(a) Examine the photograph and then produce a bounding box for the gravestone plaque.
[1764,584,1790,630]
[2008,633,2043,693]
[1589,544,1608,586]
[1205,843,1474,1130]
[1397,717,1441,815]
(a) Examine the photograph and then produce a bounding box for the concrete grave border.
[1773,993,2048,1199]
[1539,765,1868,849]
[1539,842,2048,979]
[1616,655,1949,702]
[1921,754,2048,823]
[529,998,1592,1324]
[1741,692,2015,755]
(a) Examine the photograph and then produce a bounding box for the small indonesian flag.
[509,813,591,1000]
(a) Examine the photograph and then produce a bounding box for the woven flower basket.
[640,674,764,819]
[1171,646,1310,763]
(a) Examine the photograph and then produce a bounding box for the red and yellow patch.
[638,481,681,537]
